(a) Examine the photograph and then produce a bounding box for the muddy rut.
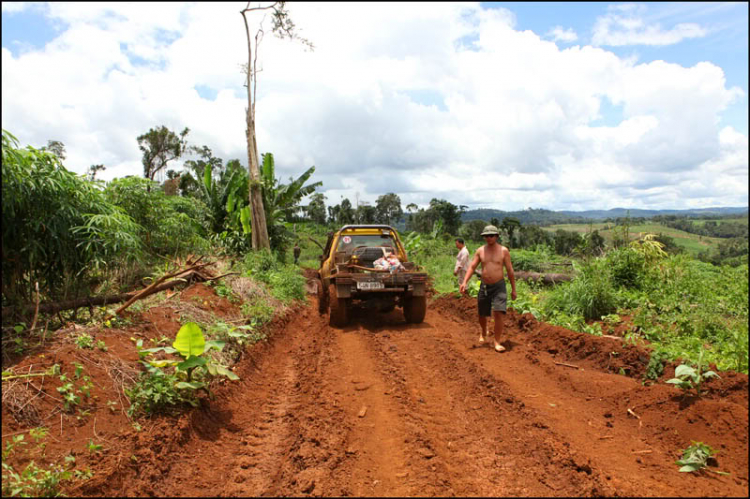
[56,280,747,498]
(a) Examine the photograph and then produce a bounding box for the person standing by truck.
[459,225,517,352]
[454,238,470,288]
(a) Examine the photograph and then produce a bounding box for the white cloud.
[592,3,708,46]
[1,2,746,212]
[2,2,33,14]
[547,26,578,43]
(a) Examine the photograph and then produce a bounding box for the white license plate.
[357,281,384,290]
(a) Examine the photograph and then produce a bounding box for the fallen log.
[2,266,235,319]
[514,271,571,285]
[473,269,571,285]
[2,280,183,318]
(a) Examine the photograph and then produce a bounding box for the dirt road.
[67,283,747,497]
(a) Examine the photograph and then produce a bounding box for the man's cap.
[481,225,500,236]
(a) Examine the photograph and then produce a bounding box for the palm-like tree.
[260,153,322,251]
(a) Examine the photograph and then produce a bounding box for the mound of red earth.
[2,283,747,497]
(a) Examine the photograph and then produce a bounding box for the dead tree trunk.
[514,271,571,285]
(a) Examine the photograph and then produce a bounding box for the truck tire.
[328,284,350,327]
[403,295,426,324]
[316,278,329,314]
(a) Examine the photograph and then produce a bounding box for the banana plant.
[141,322,239,396]
[198,162,245,234]
[259,153,322,251]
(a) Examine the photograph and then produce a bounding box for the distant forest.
[461,207,748,229]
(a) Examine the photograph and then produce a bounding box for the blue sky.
[484,2,748,134]
[2,2,748,211]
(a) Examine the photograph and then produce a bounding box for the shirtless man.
[459,225,517,352]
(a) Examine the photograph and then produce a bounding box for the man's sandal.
[494,344,506,352]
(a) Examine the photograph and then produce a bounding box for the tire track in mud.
[345,308,614,497]
[427,303,748,496]
[152,308,352,497]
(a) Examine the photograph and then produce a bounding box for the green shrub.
[543,258,617,321]
[2,130,142,306]
[125,370,194,416]
[242,251,305,303]
[605,247,647,289]
[104,176,209,257]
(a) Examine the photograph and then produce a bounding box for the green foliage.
[375,193,403,226]
[212,280,241,303]
[215,152,322,256]
[517,225,553,249]
[500,217,521,247]
[675,441,728,474]
[511,246,559,272]
[605,247,647,289]
[643,347,670,381]
[126,321,240,417]
[553,229,583,256]
[198,159,245,234]
[137,126,189,183]
[1,417,82,497]
[507,280,543,319]
[2,459,74,497]
[408,199,465,235]
[86,440,103,455]
[666,348,720,397]
[242,251,306,303]
[207,321,266,349]
[74,333,94,350]
[241,300,275,325]
[2,129,142,306]
[459,219,488,241]
[55,367,92,412]
[104,176,209,257]
[125,369,193,416]
[543,259,617,321]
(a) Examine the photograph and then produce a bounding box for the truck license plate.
[357,281,384,290]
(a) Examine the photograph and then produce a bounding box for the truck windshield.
[337,234,396,252]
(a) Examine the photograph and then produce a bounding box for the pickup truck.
[315,225,428,327]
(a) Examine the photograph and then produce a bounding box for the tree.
[518,224,552,249]
[554,229,582,256]
[241,1,312,251]
[429,198,464,235]
[306,192,327,225]
[327,204,340,225]
[500,217,521,248]
[137,126,189,191]
[375,193,403,226]
[339,198,355,225]
[88,164,105,181]
[405,202,418,231]
[459,219,488,241]
[43,140,66,161]
[355,202,377,224]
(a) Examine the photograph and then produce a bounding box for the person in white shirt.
[454,238,470,288]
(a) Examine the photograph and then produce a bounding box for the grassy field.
[543,222,724,256]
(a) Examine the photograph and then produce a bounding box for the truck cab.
[316,225,428,327]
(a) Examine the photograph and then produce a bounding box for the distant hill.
[461,207,748,226]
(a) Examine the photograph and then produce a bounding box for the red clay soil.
[2,279,748,497]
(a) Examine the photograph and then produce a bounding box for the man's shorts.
[478,279,507,316]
